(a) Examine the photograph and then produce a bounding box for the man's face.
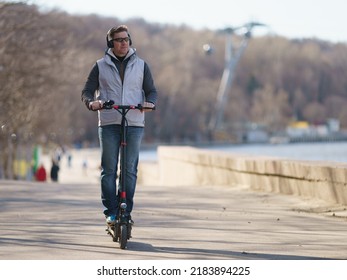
[112,31,130,57]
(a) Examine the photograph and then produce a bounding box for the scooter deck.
[106,224,118,242]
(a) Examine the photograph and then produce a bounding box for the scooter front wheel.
[119,224,128,249]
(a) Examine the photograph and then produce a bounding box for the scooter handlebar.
[102,100,155,111]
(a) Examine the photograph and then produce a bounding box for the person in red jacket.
[35,164,47,182]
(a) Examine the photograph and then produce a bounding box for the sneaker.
[106,215,116,225]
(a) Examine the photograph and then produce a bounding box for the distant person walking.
[82,159,88,175]
[35,164,47,182]
[67,152,72,168]
[50,159,60,182]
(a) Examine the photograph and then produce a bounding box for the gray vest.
[96,50,145,127]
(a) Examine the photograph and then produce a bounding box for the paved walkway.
[0,149,347,260]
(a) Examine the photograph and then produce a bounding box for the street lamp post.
[208,22,266,139]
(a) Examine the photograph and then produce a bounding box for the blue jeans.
[98,124,144,217]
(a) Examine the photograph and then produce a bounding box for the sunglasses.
[113,37,130,43]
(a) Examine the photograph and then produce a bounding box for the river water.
[140,141,347,164]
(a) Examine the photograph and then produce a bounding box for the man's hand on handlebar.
[89,100,104,111]
[141,102,155,112]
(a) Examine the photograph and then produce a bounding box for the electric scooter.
[102,100,154,249]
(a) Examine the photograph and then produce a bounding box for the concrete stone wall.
[138,146,347,206]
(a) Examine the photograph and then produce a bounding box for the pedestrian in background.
[35,164,47,182]
[50,159,60,182]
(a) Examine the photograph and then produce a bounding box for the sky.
[9,0,347,43]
